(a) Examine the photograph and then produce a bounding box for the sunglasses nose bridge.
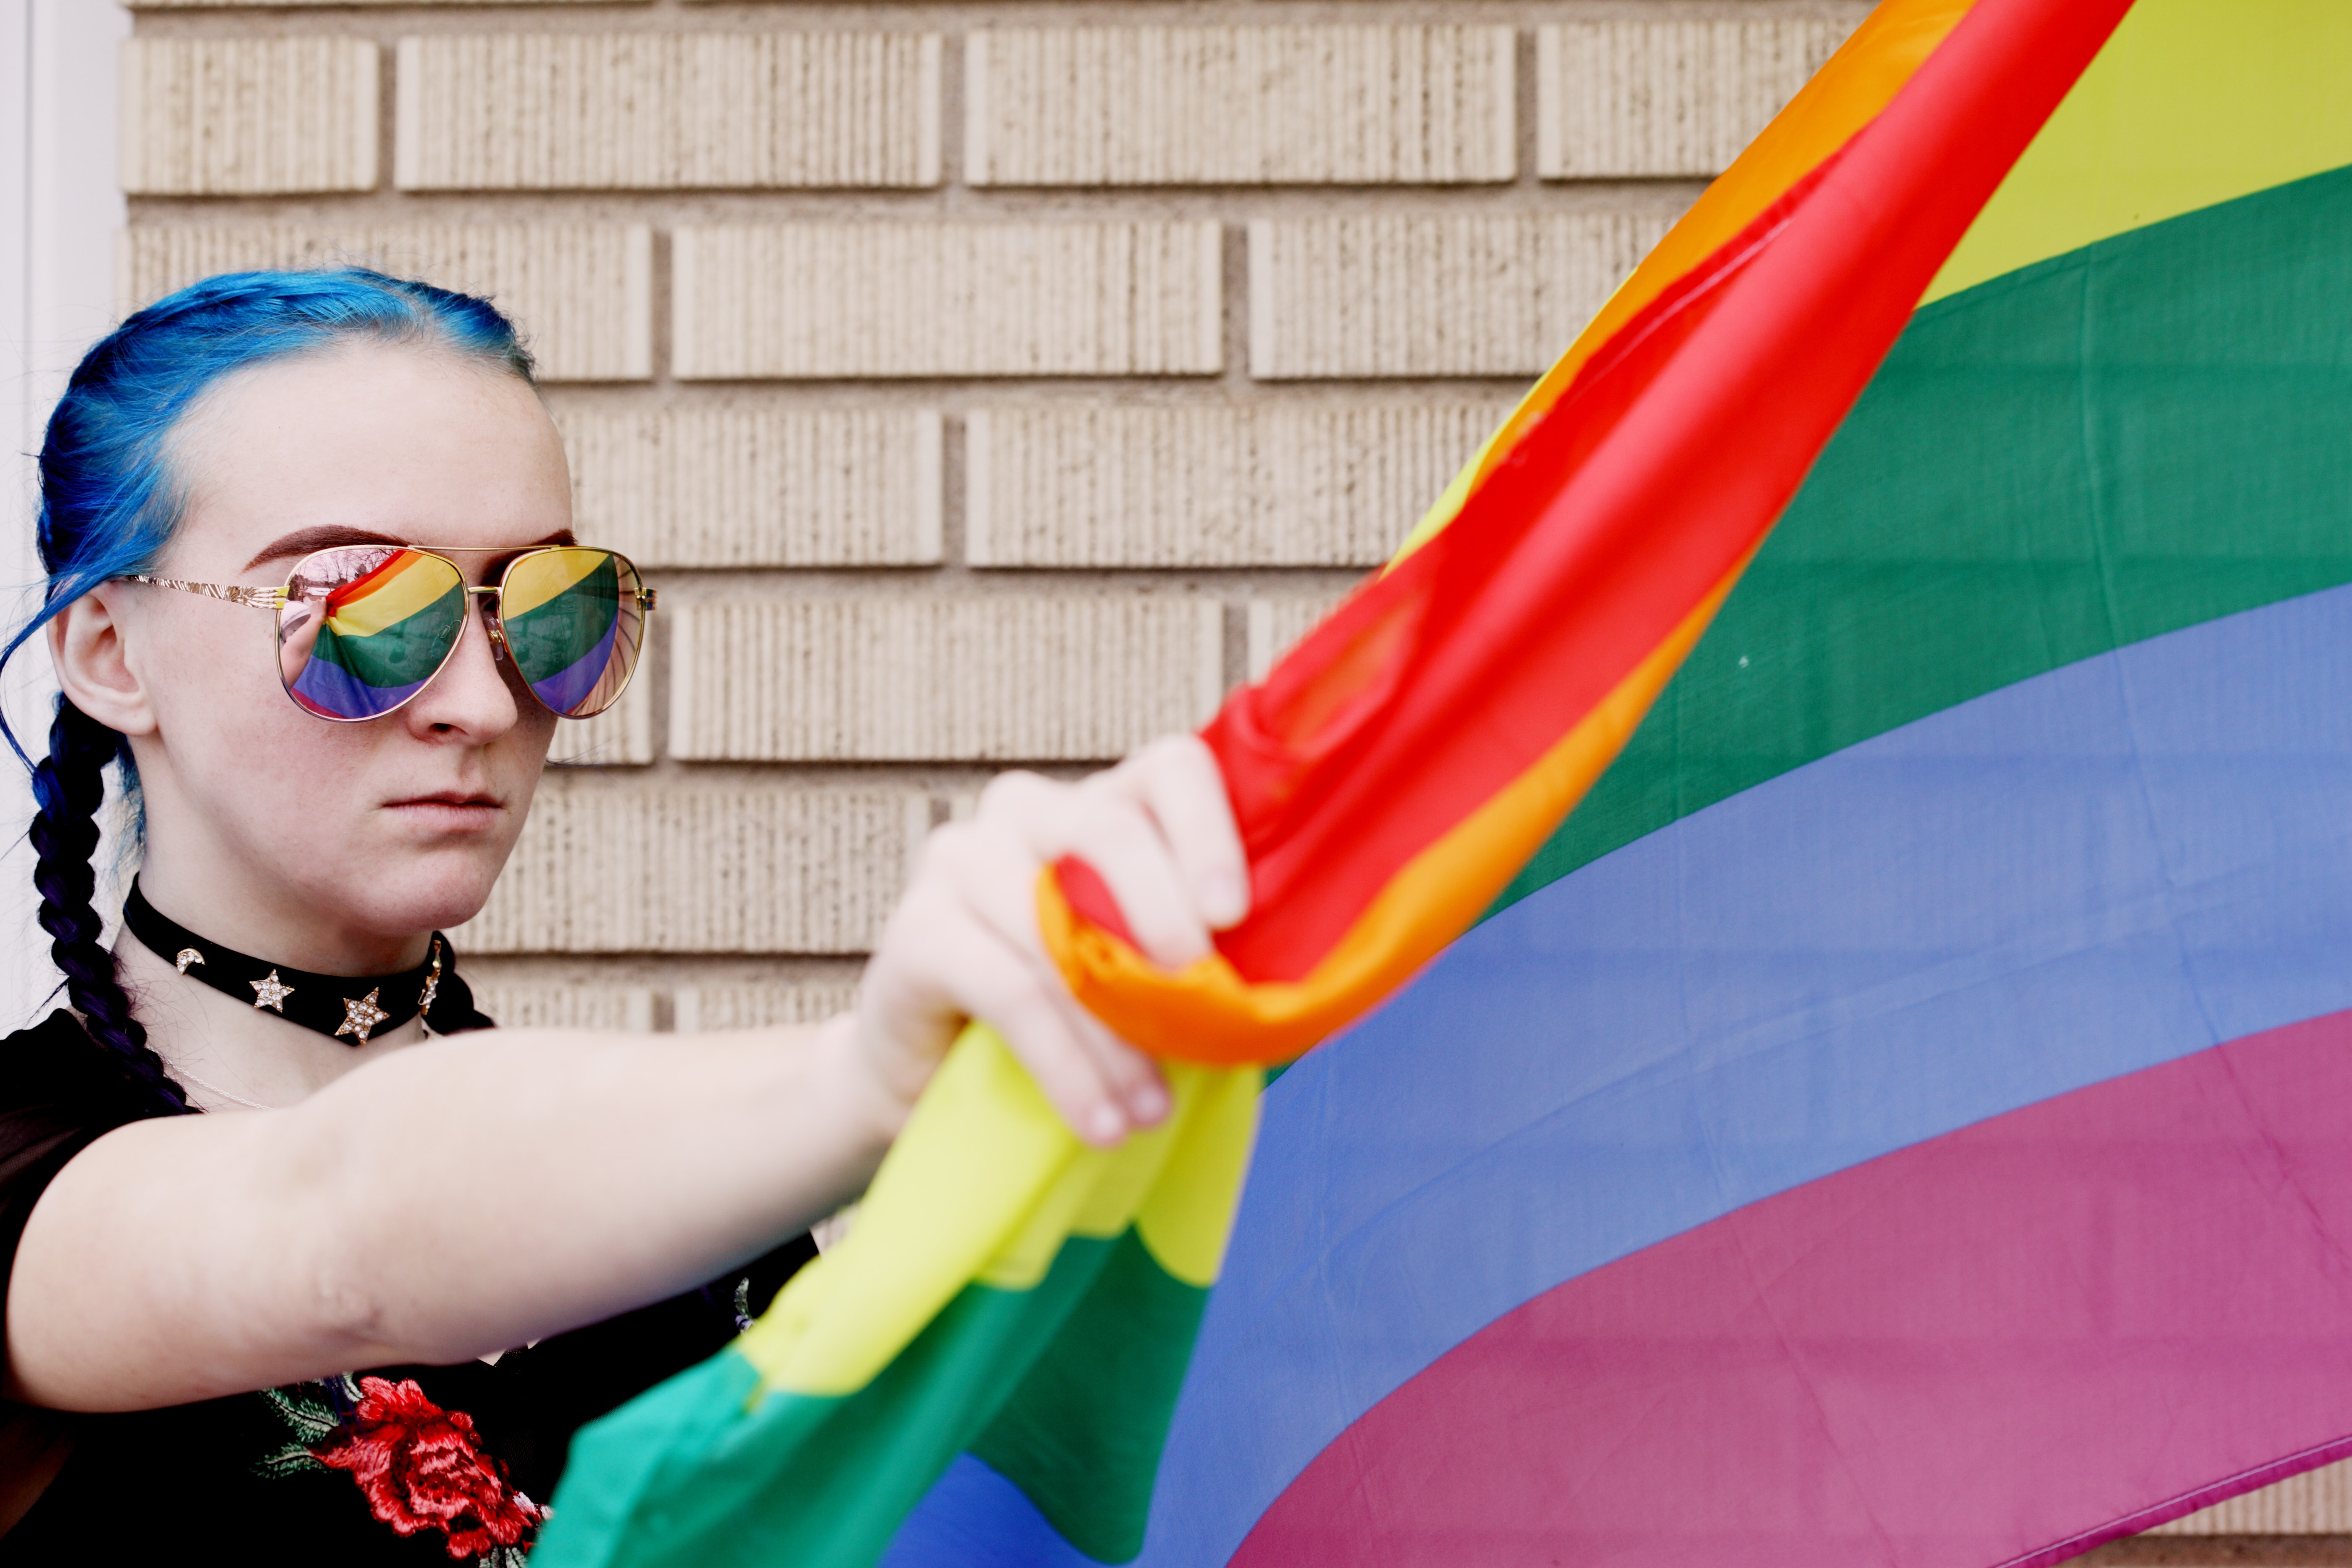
[462,583,507,645]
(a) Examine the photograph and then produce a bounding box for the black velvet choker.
[122,879,469,1045]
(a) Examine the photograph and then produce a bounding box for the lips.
[387,792,501,810]
[382,792,506,829]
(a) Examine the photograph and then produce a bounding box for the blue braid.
[29,699,184,1109]
[6,268,534,1102]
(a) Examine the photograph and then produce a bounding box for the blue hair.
[9,267,534,1107]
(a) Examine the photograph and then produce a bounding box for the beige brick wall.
[965,26,1514,187]
[119,222,653,379]
[670,222,1223,379]
[1536,19,1852,179]
[394,34,941,191]
[113,0,2350,1550]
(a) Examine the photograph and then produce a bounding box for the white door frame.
[1,0,127,1028]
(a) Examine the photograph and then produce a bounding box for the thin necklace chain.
[172,1063,280,1112]
[170,1014,437,1113]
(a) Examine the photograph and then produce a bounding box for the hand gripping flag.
[527,0,2215,1562]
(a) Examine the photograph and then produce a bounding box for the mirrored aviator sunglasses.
[134,545,654,723]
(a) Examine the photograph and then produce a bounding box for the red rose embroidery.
[312,1376,544,1560]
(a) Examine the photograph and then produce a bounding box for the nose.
[402,590,523,741]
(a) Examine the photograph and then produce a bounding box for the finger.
[922,823,1173,1125]
[863,897,1134,1145]
[977,774,1213,970]
[1105,735,1249,930]
[916,818,1058,960]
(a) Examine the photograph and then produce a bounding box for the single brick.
[674,982,860,1032]
[668,597,1225,762]
[671,222,1222,380]
[1537,17,1859,179]
[2148,1458,2352,1534]
[967,25,1511,187]
[1248,212,1676,379]
[120,38,379,196]
[554,406,942,568]
[454,783,925,954]
[1246,593,1354,683]
[545,654,655,767]
[118,224,652,382]
[469,983,656,1032]
[395,33,940,192]
[133,0,600,6]
[966,402,1506,568]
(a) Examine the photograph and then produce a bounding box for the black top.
[0,1006,814,1563]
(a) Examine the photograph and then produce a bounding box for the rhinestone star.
[417,940,442,1017]
[174,948,204,974]
[250,970,294,1011]
[337,988,389,1044]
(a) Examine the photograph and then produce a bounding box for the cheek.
[149,600,299,748]
[155,614,385,829]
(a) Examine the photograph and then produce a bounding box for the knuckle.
[915,821,988,880]
[977,769,1055,822]
[1062,790,1147,850]
[1137,732,1200,772]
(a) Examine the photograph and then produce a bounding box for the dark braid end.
[29,699,186,1112]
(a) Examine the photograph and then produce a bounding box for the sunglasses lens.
[279,547,468,721]
[498,549,646,719]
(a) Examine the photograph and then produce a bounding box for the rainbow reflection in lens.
[279,547,468,721]
[499,548,645,719]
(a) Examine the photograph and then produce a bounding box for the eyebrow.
[242,525,578,573]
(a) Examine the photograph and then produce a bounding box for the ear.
[49,585,158,738]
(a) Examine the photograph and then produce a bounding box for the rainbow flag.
[540,0,2352,1562]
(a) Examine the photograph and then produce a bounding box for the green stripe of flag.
[536,1230,1204,1568]
[1494,160,2352,917]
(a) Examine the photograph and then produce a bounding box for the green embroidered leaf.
[260,1383,340,1442]
[255,1442,323,1479]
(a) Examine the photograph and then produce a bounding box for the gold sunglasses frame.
[129,544,657,724]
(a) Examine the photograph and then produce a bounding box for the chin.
[333,855,508,940]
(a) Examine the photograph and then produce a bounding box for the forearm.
[313,1016,892,1363]
[9,1016,897,1411]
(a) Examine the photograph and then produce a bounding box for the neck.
[116,931,429,1113]
[133,854,433,977]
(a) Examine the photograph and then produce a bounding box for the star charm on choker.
[337,988,390,1044]
[417,939,443,1021]
[250,970,294,1012]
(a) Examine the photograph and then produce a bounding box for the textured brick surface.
[471,983,656,1032]
[674,982,860,1032]
[453,784,924,955]
[967,402,1502,568]
[1537,18,1859,179]
[967,26,1512,187]
[545,660,655,768]
[555,406,943,569]
[1248,212,1677,379]
[670,597,1225,761]
[118,224,652,383]
[1247,592,1354,682]
[133,0,594,6]
[396,33,940,192]
[120,39,378,196]
[2148,1460,2352,1534]
[671,223,1222,380]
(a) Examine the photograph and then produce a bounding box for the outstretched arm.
[5,736,1246,1413]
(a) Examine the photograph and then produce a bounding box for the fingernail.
[1088,1105,1127,1143]
[1130,1082,1169,1122]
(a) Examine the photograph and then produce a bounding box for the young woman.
[0,271,1246,1560]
